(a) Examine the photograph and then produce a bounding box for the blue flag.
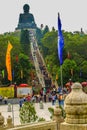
[58,14,64,65]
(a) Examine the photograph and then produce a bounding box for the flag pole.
[60,65,63,88]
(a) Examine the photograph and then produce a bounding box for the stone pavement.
[0,102,54,126]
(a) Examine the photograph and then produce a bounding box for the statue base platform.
[60,122,87,130]
[16,23,36,30]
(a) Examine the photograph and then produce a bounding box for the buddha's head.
[23,4,30,13]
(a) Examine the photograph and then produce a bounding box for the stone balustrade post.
[0,112,4,128]
[6,115,13,128]
[60,82,87,130]
[52,100,64,130]
[7,103,12,112]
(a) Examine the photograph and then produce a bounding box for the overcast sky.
[0,0,87,34]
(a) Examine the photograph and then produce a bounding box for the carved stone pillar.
[6,115,13,128]
[0,112,4,127]
[53,103,64,122]
[53,100,64,130]
[65,82,87,124]
[60,82,87,130]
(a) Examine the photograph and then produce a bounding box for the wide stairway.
[29,29,52,89]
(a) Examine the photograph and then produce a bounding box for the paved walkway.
[0,102,54,126]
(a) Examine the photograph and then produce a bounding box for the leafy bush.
[19,101,38,124]
[48,105,66,119]
[38,117,45,122]
[48,107,54,119]
[59,105,66,118]
[19,101,46,124]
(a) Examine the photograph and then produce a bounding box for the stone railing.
[0,100,64,130]
[0,114,13,130]
[7,121,57,130]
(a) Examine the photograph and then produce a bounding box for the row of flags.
[1,69,24,79]
[5,41,35,81]
[4,14,68,82]
[55,68,74,81]
[4,14,71,82]
[4,14,79,82]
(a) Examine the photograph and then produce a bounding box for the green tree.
[20,29,30,55]
[80,60,87,80]
[0,34,21,85]
[36,27,43,45]
[18,53,32,84]
[20,29,30,44]
[58,59,78,86]
[43,25,49,36]
[40,29,87,85]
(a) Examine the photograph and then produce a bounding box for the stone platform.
[0,102,53,126]
[60,122,87,130]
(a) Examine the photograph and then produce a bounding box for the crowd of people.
[18,85,68,109]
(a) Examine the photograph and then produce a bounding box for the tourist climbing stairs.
[29,29,45,88]
[29,29,53,89]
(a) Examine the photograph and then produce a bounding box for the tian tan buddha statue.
[16,4,37,29]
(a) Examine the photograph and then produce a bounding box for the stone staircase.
[29,29,52,89]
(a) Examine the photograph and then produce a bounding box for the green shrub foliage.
[19,101,38,124]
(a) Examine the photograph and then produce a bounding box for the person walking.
[19,97,24,108]
[26,93,31,102]
[52,94,56,105]
[43,87,46,103]
[4,96,8,104]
